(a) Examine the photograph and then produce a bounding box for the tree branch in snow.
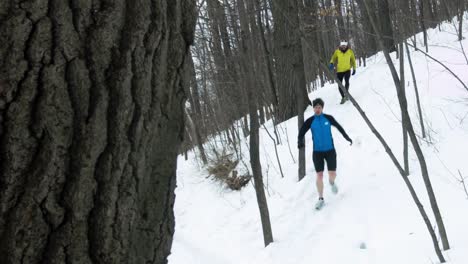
[262,124,285,178]
[406,42,468,92]
[458,170,468,199]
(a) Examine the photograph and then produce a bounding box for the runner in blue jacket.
[298,98,352,209]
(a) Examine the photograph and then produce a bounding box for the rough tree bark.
[0,1,196,263]
[271,0,309,123]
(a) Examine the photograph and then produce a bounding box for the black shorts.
[313,149,337,172]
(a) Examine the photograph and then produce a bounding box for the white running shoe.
[331,183,339,194]
[315,199,325,210]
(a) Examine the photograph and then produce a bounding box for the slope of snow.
[168,17,468,264]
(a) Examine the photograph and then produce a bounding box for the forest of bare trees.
[183,0,467,262]
[183,0,468,165]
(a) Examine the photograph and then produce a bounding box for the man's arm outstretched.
[326,114,352,145]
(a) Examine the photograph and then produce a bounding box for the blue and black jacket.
[298,113,351,152]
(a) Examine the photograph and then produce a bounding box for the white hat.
[340,41,348,46]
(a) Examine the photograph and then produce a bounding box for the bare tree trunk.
[302,0,322,88]
[377,0,396,52]
[296,0,308,181]
[272,0,309,122]
[255,0,278,109]
[355,0,378,55]
[405,41,426,138]
[350,0,365,63]
[335,0,347,38]
[0,0,196,263]
[409,0,419,50]
[263,124,285,178]
[426,0,438,28]
[238,0,274,247]
[420,0,430,52]
[458,1,464,41]
[399,43,409,176]
[441,0,452,21]
[243,115,250,137]
[323,0,338,56]
[247,0,268,125]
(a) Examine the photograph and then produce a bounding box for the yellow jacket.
[330,49,356,73]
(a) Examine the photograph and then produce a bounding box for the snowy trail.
[169,19,468,264]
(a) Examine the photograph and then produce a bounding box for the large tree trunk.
[322,0,337,58]
[272,0,309,122]
[0,1,196,263]
[302,0,320,94]
[377,0,396,52]
[355,0,378,55]
[335,0,347,39]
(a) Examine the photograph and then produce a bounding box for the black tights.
[337,70,351,98]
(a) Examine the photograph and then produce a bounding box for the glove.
[329,63,334,71]
[352,69,356,75]
[298,141,305,149]
[348,139,353,146]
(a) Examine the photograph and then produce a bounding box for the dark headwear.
[312,98,324,107]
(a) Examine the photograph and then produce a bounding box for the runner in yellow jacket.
[329,41,356,104]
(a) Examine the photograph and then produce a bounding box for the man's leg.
[316,171,324,198]
[344,70,351,92]
[329,171,337,184]
[313,151,325,198]
[336,72,345,98]
[326,150,338,193]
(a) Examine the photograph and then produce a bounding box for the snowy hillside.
[169,18,468,264]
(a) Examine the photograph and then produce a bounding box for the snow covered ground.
[168,17,468,264]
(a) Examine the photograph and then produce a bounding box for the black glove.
[298,141,305,149]
[352,69,356,75]
[348,139,353,146]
